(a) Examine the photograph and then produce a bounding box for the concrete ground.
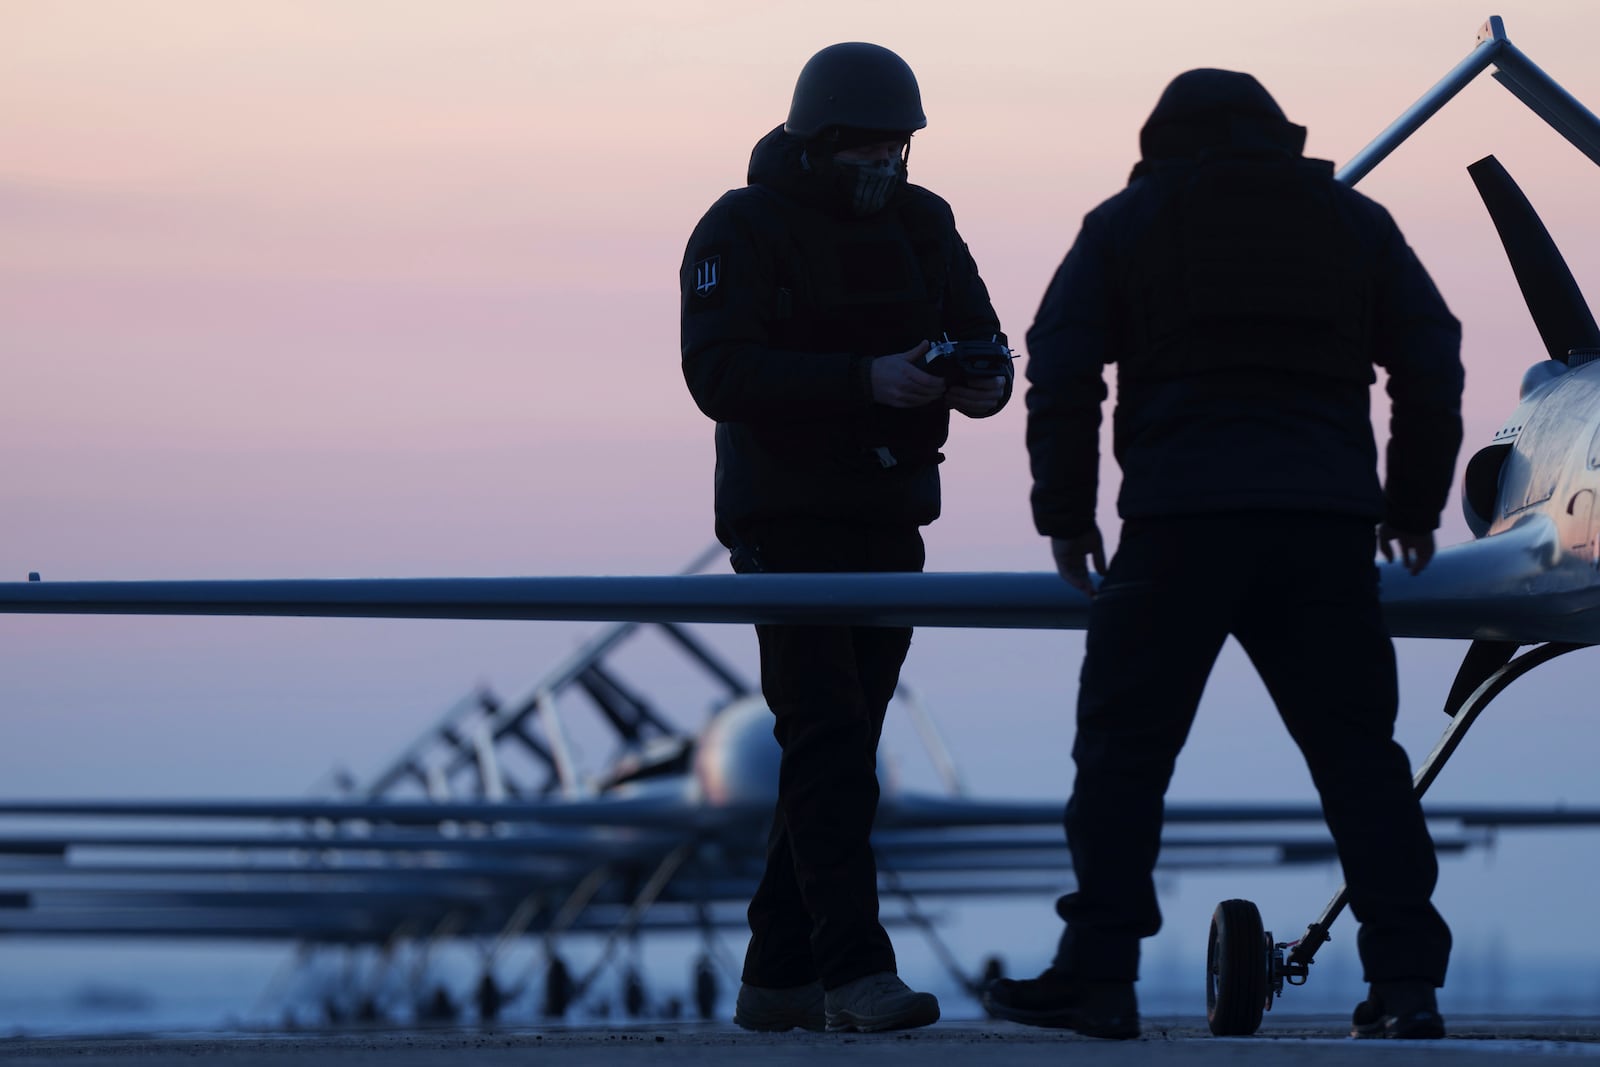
[4,1017,1600,1066]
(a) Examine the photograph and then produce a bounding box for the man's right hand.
[1377,523,1435,575]
[870,341,945,408]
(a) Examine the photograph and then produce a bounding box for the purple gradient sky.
[4,1,1600,999]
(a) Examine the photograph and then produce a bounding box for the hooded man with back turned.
[983,69,1463,1040]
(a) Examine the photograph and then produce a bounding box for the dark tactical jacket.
[681,126,1009,546]
[1026,71,1464,538]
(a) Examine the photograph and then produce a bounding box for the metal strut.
[573,843,696,998]
[1276,641,1590,985]
[879,861,982,998]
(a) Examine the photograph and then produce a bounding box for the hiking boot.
[824,972,940,1032]
[734,980,825,1032]
[1351,980,1445,1039]
[982,967,1140,1040]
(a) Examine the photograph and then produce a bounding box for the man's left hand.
[1051,527,1106,597]
[946,376,1005,417]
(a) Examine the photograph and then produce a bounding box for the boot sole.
[734,983,826,1032]
[825,999,940,1033]
[735,1017,826,1032]
[1353,1013,1446,1040]
[983,997,1139,1040]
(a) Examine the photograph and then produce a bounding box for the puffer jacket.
[1026,69,1463,537]
[681,125,1009,545]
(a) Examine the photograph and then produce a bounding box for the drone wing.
[3,521,1598,642]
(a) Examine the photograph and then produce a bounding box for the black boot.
[982,968,1139,1040]
[1351,980,1445,1039]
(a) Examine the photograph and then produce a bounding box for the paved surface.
[3,1018,1600,1065]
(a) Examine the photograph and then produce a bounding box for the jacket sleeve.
[680,195,872,424]
[1368,206,1465,533]
[1025,211,1113,539]
[940,220,1013,418]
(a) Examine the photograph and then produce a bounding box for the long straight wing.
[1,518,1597,642]
[3,793,1577,942]
[0,571,1090,630]
[5,794,1599,831]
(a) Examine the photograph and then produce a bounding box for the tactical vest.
[755,188,947,350]
[745,186,952,468]
[1121,157,1374,384]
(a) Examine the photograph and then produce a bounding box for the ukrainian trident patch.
[693,255,720,298]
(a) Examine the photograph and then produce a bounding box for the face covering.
[833,157,906,216]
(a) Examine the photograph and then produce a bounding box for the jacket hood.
[747,124,819,203]
[1137,69,1306,167]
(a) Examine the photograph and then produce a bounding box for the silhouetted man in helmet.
[983,69,1462,1040]
[680,42,1011,1033]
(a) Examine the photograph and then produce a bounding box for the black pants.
[1054,514,1451,986]
[733,519,924,991]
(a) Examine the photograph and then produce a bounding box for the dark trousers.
[1054,513,1451,986]
[733,519,924,991]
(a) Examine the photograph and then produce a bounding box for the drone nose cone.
[693,695,897,808]
[695,696,782,808]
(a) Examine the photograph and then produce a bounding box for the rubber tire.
[1207,898,1269,1036]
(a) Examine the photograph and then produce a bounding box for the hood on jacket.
[1136,69,1306,173]
[747,124,823,204]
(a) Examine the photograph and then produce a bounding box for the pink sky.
[2,0,1596,757]
[5,2,1598,580]
[3,0,1600,985]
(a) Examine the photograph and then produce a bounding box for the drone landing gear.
[1205,640,1589,1036]
[693,953,719,1021]
[542,954,574,1019]
[622,966,647,1019]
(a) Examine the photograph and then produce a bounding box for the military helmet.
[783,42,927,139]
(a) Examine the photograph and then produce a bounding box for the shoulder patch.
[692,254,721,298]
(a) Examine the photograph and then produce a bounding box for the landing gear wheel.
[1207,898,1270,1036]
